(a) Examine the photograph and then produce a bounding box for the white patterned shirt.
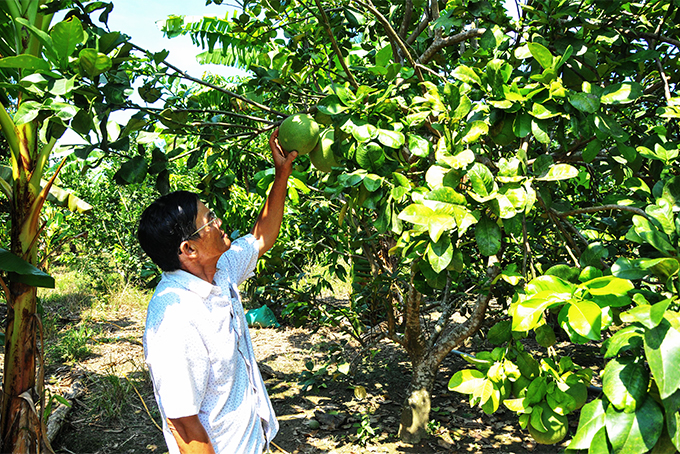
[143,234,278,454]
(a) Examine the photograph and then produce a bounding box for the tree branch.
[128,42,288,118]
[552,204,652,221]
[398,0,413,40]
[128,106,275,125]
[190,121,263,130]
[313,0,359,89]
[354,0,425,85]
[417,28,486,65]
[403,262,426,362]
[431,261,500,365]
[406,9,430,46]
[620,29,680,49]
[537,192,582,263]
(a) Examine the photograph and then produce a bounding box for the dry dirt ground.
[35,301,584,454]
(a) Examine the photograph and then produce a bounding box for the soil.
[34,299,591,454]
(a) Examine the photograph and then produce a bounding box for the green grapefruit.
[528,402,568,445]
[278,113,320,156]
[309,129,338,172]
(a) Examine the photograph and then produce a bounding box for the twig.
[431,260,501,364]
[619,29,680,49]
[313,0,359,89]
[354,0,425,85]
[655,57,672,102]
[271,440,291,454]
[406,9,430,46]
[124,374,162,432]
[190,122,263,130]
[130,106,275,125]
[417,28,487,65]
[128,42,287,118]
[552,204,651,220]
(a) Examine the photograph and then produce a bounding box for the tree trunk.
[1,118,50,452]
[397,357,437,443]
[2,283,40,452]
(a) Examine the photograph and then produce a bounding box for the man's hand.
[269,128,297,176]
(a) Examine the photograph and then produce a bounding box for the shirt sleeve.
[145,295,210,419]
[217,234,259,286]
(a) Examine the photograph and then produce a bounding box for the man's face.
[193,201,231,261]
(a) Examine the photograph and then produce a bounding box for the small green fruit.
[528,402,568,445]
[309,129,339,172]
[278,113,320,156]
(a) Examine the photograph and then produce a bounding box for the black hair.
[137,191,200,271]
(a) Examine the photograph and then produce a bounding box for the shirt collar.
[163,268,217,299]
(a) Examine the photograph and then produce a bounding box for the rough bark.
[397,359,436,443]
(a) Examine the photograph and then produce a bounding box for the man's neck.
[180,261,218,284]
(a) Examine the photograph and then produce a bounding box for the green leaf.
[621,305,658,329]
[408,134,431,157]
[663,389,680,452]
[568,92,600,113]
[603,325,644,358]
[377,129,404,148]
[317,94,348,115]
[526,275,575,297]
[600,82,643,105]
[46,183,93,214]
[427,236,453,273]
[531,119,550,144]
[644,318,680,400]
[51,18,85,66]
[425,187,466,205]
[78,48,112,79]
[631,215,675,256]
[567,300,602,340]
[468,163,495,197]
[451,65,481,86]
[398,204,433,226]
[362,174,382,192]
[0,55,50,71]
[13,101,42,125]
[427,211,458,243]
[448,369,486,394]
[568,399,607,451]
[530,102,561,119]
[351,121,378,142]
[527,42,554,70]
[612,257,673,280]
[356,142,384,170]
[602,357,648,412]
[581,276,634,296]
[475,215,501,256]
[15,18,58,64]
[595,114,628,141]
[114,156,148,185]
[605,398,662,454]
[375,44,392,67]
[0,248,55,288]
[535,164,578,181]
[461,121,488,144]
[513,112,532,138]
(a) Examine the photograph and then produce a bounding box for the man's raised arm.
[251,129,297,258]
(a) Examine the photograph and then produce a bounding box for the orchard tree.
[145,0,680,447]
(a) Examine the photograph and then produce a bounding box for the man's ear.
[178,240,198,258]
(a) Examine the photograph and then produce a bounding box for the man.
[137,130,297,454]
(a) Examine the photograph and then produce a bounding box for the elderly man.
[137,130,297,454]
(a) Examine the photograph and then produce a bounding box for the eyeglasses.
[189,210,218,238]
